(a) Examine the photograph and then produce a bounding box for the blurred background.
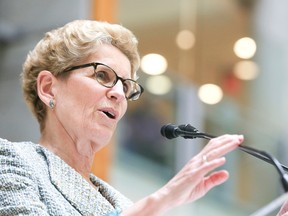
[1,0,288,215]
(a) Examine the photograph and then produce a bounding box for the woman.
[0,20,244,215]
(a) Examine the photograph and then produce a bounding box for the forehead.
[88,44,132,78]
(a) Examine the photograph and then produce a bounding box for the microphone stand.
[176,125,288,192]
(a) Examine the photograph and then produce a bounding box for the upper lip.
[99,107,119,120]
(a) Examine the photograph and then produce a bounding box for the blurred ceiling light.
[146,75,172,95]
[198,84,223,105]
[234,60,259,80]
[176,30,195,50]
[140,53,167,75]
[233,37,257,59]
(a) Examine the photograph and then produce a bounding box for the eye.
[122,82,129,93]
[95,71,110,83]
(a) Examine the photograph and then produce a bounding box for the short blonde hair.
[21,20,140,130]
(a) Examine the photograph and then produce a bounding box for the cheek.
[67,78,103,105]
[56,80,101,118]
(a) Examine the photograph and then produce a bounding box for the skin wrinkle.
[40,44,129,184]
[80,103,99,158]
[8,20,143,215]
[8,20,249,216]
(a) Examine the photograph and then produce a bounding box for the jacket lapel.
[41,147,116,215]
[90,174,133,211]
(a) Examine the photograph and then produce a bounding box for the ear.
[37,70,56,107]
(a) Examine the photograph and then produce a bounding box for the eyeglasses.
[62,62,144,101]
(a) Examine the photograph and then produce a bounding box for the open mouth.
[102,111,116,119]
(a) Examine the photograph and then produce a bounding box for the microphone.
[161,123,215,140]
[160,124,197,139]
[161,123,288,192]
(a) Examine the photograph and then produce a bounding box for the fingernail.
[238,135,244,141]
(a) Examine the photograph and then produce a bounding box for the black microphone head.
[161,124,178,139]
[161,123,214,140]
[178,124,198,133]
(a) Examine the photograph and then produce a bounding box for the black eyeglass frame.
[62,62,144,101]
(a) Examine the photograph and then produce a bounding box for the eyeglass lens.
[95,64,142,100]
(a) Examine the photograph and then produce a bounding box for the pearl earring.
[49,99,55,109]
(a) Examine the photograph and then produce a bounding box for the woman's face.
[53,44,130,151]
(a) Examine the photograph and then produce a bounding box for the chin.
[89,123,116,146]
[90,137,111,153]
[96,131,114,146]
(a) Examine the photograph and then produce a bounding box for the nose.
[107,80,126,102]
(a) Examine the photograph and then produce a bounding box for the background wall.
[117,0,288,212]
[0,0,90,142]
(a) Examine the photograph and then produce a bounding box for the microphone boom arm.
[173,125,288,192]
[178,129,288,173]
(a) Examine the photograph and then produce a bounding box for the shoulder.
[0,138,40,158]
[0,138,51,214]
[0,138,49,190]
[0,138,46,175]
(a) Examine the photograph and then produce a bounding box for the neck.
[39,114,96,182]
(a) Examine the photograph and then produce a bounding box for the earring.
[49,99,55,109]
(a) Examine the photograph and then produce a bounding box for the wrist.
[122,189,172,216]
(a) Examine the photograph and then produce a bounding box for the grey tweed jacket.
[0,138,132,216]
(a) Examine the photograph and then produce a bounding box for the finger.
[202,135,243,161]
[202,170,229,192]
[205,134,243,151]
[190,170,229,201]
[205,140,239,161]
[186,164,229,201]
[188,135,243,166]
[189,157,226,182]
[189,151,225,170]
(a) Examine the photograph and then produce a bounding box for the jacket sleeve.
[104,209,121,216]
[0,139,50,215]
